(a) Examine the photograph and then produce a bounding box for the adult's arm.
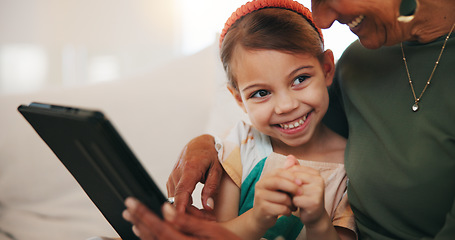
[123,197,241,240]
[166,134,223,216]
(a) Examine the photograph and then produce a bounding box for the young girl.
[213,1,356,239]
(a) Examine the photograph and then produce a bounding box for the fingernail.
[163,202,176,221]
[125,197,138,211]
[206,197,215,210]
[122,209,132,221]
[132,225,141,237]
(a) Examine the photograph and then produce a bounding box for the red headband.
[219,0,323,48]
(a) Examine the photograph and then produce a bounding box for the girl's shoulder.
[320,125,346,164]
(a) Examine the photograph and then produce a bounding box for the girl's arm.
[215,168,300,240]
[214,170,240,222]
[215,171,267,240]
[304,211,355,240]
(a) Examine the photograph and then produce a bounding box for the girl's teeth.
[279,114,308,129]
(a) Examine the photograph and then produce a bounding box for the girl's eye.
[251,90,270,98]
[293,75,310,86]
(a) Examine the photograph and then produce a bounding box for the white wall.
[0,0,357,95]
[0,0,181,93]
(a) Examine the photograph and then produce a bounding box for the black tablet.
[18,102,167,240]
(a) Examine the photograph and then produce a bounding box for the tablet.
[18,102,167,240]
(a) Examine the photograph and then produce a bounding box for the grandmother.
[123,0,455,239]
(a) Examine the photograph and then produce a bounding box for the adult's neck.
[408,0,455,43]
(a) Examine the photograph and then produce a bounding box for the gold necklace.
[400,22,455,112]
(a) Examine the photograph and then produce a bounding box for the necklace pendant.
[412,103,419,112]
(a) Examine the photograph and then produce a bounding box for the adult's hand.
[123,197,241,240]
[166,134,223,218]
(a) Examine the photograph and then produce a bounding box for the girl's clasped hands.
[253,155,326,230]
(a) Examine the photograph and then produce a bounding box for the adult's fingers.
[185,204,217,221]
[167,146,196,213]
[124,198,239,240]
[163,203,241,240]
[168,134,219,213]
[124,198,192,240]
[172,171,197,213]
[200,157,223,211]
[179,135,220,213]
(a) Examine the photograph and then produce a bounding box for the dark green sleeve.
[428,199,455,240]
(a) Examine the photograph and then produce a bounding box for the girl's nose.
[274,93,298,115]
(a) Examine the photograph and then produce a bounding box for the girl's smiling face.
[229,47,334,149]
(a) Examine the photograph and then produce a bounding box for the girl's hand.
[252,167,301,228]
[286,158,326,226]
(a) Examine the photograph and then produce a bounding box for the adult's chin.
[355,23,405,49]
[357,35,386,50]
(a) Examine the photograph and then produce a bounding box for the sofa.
[0,42,247,240]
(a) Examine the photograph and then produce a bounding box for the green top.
[324,35,455,239]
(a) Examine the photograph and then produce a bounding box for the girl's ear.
[227,85,247,113]
[322,49,335,87]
